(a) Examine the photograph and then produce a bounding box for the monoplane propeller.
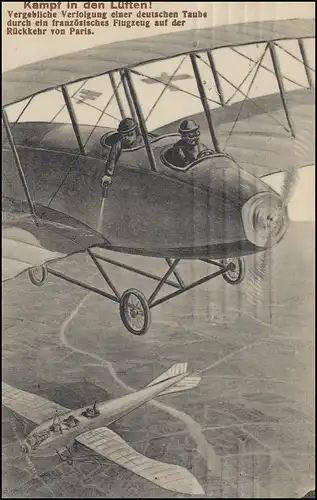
[245,165,299,305]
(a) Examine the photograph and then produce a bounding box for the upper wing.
[3,19,313,106]
[75,426,205,496]
[2,382,70,425]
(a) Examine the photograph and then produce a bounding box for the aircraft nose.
[20,441,30,454]
[241,191,289,248]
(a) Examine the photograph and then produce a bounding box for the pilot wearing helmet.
[171,119,210,168]
[101,117,142,196]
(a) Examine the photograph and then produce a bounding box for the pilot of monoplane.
[171,119,210,168]
[101,117,142,195]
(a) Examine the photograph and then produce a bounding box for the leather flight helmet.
[118,117,138,134]
[178,119,200,134]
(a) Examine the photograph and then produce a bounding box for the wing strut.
[2,107,39,226]
[61,85,86,155]
[120,70,138,123]
[190,54,220,153]
[109,72,126,119]
[298,38,314,90]
[207,51,226,107]
[124,69,157,172]
[268,42,296,138]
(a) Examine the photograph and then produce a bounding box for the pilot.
[100,117,143,196]
[51,412,63,434]
[171,119,210,168]
[83,401,99,418]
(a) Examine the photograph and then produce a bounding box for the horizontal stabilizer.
[157,374,201,396]
[146,363,188,387]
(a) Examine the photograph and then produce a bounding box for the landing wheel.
[222,257,245,285]
[120,289,151,336]
[28,266,48,286]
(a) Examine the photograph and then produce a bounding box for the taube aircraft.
[2,19,315,334]
[3,363,204,495]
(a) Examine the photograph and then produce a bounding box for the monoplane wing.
[2,382,70,426]
[75,426,204,495]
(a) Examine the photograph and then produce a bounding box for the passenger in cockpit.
[171,119,210,168]
[100,118,143,196]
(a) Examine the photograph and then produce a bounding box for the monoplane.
[2,363,204,495]
[2,18,315,334]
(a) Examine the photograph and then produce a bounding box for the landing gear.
[41,250,245,336]
[56,447,73,465]
[28,265,48,286]
[120,289,151,336]
[222,257,245,285]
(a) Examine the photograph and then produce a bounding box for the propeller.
[245,165,299,305]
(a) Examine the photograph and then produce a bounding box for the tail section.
[157,374,201,396]
[146,363,188,387]
[100,363,201,424]
[146,362,201,396]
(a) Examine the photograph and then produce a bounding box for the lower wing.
[217,89,315,179]
[75,426,204,496]
[2,199,106,282]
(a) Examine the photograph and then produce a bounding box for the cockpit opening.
[160,119,216,170]
[24,412,81,451]
[81,401,100,419]
[100,118,156,153]
[161,144,217,170]
[62,415,80,429]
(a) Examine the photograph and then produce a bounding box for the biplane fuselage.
[3,94,294,260]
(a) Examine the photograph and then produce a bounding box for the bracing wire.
[145,56,187,122]
[225,57,261,105]
[82,75,123,150]
[55,87,119,123]
[196,52,291,134]
[275,41,315,73]
[231,47,310,90]
[2,96,35,147]
[50,80,89,123]
[131,68,221,107]
[224,44,270,149]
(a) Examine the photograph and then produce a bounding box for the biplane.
[2,363,204,495]
[2,19,315,335]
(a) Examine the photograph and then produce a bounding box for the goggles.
[182,129,200,139]
[121,129,136,138]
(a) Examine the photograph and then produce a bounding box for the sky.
[2,2,315,221]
